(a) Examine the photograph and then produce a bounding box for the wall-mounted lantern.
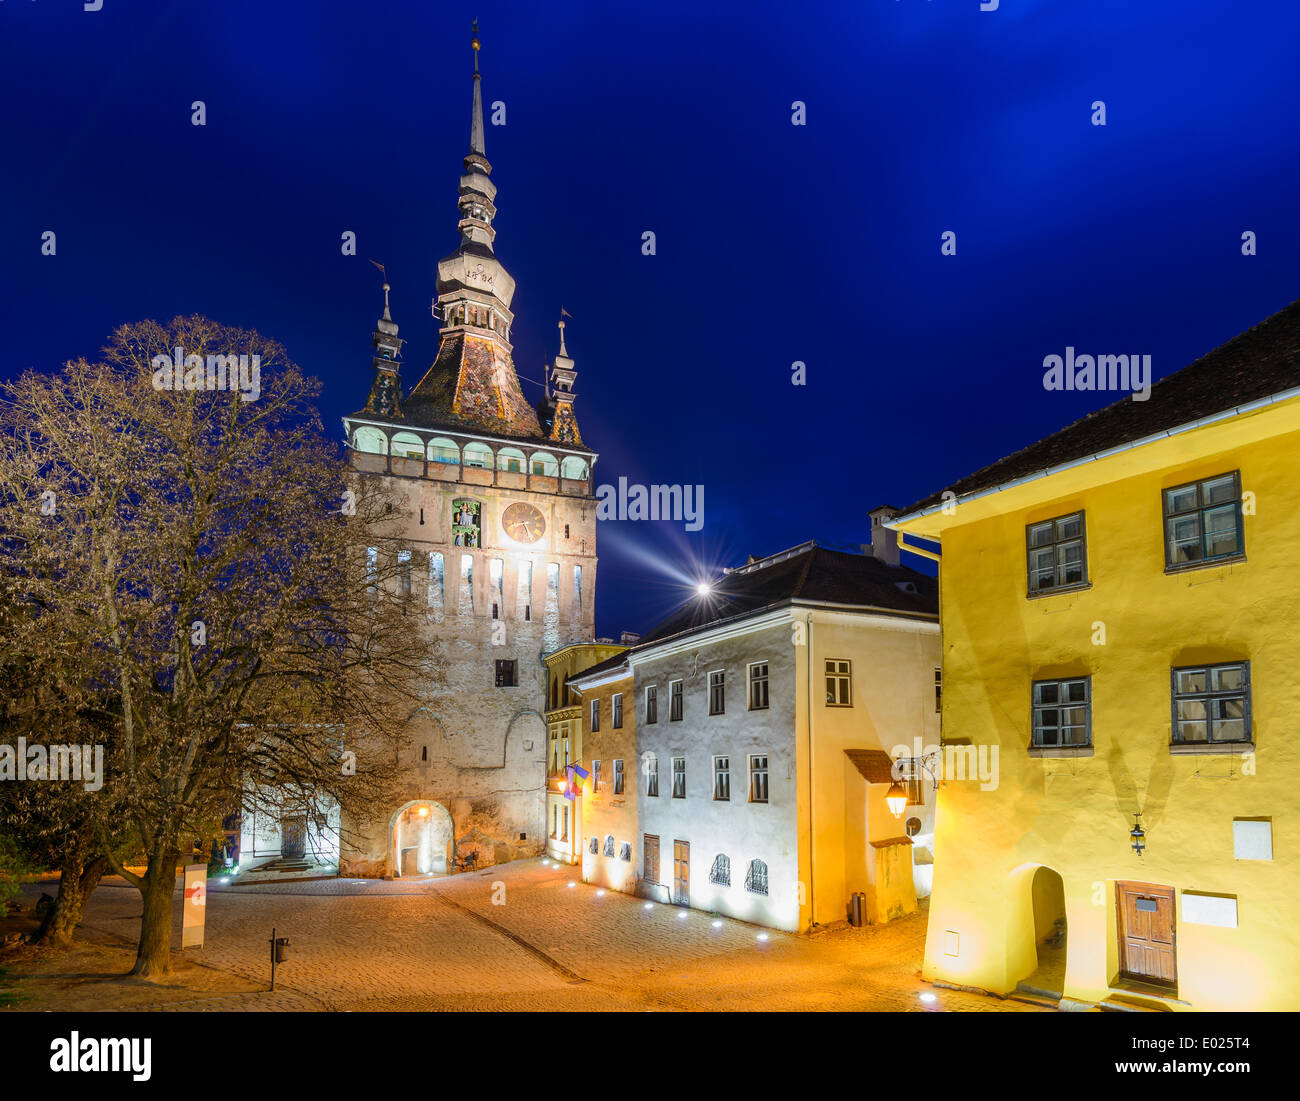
[885,781,908,818]
[1130,812,1146,856]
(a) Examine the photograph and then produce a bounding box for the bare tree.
[0,316,438,977]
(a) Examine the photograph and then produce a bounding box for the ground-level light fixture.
[885,781,908,818]
[919,992,937,1004]
[756,933,769,942]
[712,920,722,928]
[644,902,654,910]
[567,881,576,889]
[596,889,606,897]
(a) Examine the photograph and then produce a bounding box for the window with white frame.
[589,698,600,732]
[825,659,852,706]
[749,755,769,803]
[645,754,658,797]
[592,759,601,792]
[748,662,769,710]
[613,758,625,795]
[612,692,623,729]
[708,670,725,715]
[669,679,683,721]
[672,756,686,799]
[713,756,730,801]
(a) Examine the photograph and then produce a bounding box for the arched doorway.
[1008,863,1068,998]
[389,800,454,877]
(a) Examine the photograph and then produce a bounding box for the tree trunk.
[130,854,177,979]
[35,855,108,947]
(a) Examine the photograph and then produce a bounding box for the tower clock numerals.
[502,502,546,545]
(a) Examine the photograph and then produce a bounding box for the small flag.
[560,307,574,319]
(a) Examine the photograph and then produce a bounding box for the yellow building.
[891,298,1300,1011]
[542,643,626,865]
[568,656,638,894]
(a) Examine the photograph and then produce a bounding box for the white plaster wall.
[633,620,801,931]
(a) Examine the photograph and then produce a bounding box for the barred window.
[825,659,852,706]
[744,859,768,896]
[708,670,725,715]
[1164,472,1244,567]
[588,836,599,855]
[709,854,731,887]
[1026,512,1087,593]
[603,834,615,857]
[645,685,658,724]
[619,842,632,862]
[672,756,686,799]
[1172,662,1250,744]
[748,662,769,710]
[645,754,658,797]
[713,756,730,801]
[613,758,625,795]
[748,755,769,803]
[669,679,683,721]
[1032,677,1091,747]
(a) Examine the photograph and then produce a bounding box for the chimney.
[620,631,641,646]
[868,505,900,567]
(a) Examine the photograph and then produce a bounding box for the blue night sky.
[2,0,1298,638]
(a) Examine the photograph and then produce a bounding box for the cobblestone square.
[14,859,1045,1012]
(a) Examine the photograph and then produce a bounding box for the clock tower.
[340,24,599,877]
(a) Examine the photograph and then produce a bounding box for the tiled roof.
[401,331,548,441]
[629,542,938,650]
[845,749,897,785]
[898,295,1300,517]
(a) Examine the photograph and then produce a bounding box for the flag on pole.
[560,307,574,319]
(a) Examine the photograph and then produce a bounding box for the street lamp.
[885,781,908,818]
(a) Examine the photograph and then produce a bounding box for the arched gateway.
[389,799,455,877]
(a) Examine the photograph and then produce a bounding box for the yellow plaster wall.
[904,410,1300,1010]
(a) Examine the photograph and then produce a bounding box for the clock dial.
[502,502,546,545]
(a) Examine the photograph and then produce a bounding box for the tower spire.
[470,19,485,156]
[363,265,403,419]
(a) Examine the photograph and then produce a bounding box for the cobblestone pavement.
[26,859,1046,1012]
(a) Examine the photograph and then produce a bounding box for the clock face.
[501,502,546,545]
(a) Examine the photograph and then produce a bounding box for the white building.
[630,536,941,932]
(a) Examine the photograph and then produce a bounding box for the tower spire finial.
[558,316,567,357]
[369,259,392,321]
[469,19,485,155]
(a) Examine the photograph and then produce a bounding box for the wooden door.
[643,834,660,884]
[673,840,690,905]
[281,816,306,859]
[1116,882,1176,986]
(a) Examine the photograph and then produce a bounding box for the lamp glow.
[695,581,712,597]
[919,992,937,1004]
[885,780,908,818]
